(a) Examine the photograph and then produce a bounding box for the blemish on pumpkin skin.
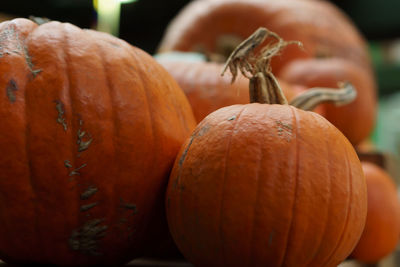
[69,219,108,256]
[81,186,98,200]
[227,115,236,121]
[179,136,195,168]
[197,123,210,137]
[268,231,274,247]
[78,138,93,152]
[174,124,210,189]
[64,160,72,168]
[80,202,98,212]
[120,198,138,215]
[276,120,293,142]
[173,137,195,189]
[69,163,87,176]
[0,25,17,56]
[23,45,42,78]
[55,100,67,131]
[6,79,17,103]
[0,25,41,80]
[77,119,93,152]
[177,124,210,168]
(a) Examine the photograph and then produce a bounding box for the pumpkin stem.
[221,27,302,104]
[290,82,357,111]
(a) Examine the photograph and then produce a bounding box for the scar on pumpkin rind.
[81,186,98,200]
[69,163,87,176]
[120,198,138,215]
[69,219,108,256]
[227,115,236,121]
[80,202,98,212]
[276,120,293,142]
[6,79,18,103]
[77,119,93,152]
[22,42,41,77]
[55,100,68,131]
[78,139,93,152]
[64,160,72,168]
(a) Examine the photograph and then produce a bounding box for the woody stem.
[221,27,301,105]
[289,82,356,111]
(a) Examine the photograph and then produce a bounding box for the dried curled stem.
[289,82,357,111]
[221,27,302,104]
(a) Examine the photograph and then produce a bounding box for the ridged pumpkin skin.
[0,19,196,266]
[158,0,372,73]
[158,59,312,122]
[279,58,377,145]
[167,104,367,267]
[351,162,400,263]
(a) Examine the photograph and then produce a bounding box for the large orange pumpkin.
[0,19,196,266]
[166,27,367,267]
[157,0,377,145]
[350,162,400,263]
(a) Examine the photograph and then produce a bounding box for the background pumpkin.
[279,58,376,145]
[350,162,400,264]
[158,0,372,72]
[0,18,196,266]
[157,55,313,122]
[157,0,377,145]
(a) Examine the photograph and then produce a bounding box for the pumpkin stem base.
[221,27,301,105]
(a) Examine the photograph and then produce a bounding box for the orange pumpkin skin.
[167,104,367,267]
[351,162,400,263]
[158,0,372,74]
[158,59,311,122]
[0,19,196,266]
[279,58,377,145]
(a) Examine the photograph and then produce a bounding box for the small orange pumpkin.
[0,18,196,266]
[350,162,400,264]
[166,28,367,267]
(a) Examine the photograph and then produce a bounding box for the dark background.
[1,0,399,54]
